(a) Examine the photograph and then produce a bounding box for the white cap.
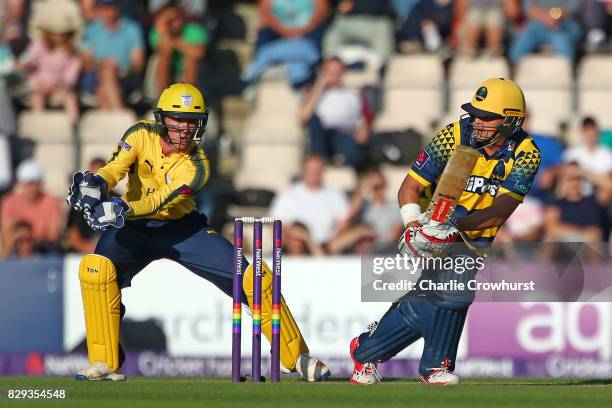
[16,159,44,183]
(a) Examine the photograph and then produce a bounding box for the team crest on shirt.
[415,151,429,168]
[179,94,193,107]
[491,161,506,182]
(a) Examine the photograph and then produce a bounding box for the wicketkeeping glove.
[85,198,131,231]
[66,171,108,212]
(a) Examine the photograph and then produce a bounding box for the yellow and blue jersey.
[96,120,210,220]
[408,117,541,244]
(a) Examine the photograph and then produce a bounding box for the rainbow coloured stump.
[232,217,282,383]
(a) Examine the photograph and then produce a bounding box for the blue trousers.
[95,212,247,294]
[353,297,468,377]
[307,115,364,168]
[509,20,582,64]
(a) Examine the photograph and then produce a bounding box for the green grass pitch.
[1,377,611,408]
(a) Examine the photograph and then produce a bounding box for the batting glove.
[398,219,459,258]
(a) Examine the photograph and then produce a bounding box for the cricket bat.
[425,145,480,223]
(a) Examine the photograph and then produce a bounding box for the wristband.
[400,203,422,226]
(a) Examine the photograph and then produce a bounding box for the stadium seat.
[577,55,612,127]
[79,109,138,143]
[253,80,300,119]
[234,144,302,192]
[17,110,75,196]
[385,54,443,88]
[343,67,381,88]
[323,166,357,193]
[34,144,76,197]
[17,110,73,143]
[375,88,442,134]
[514,56,572,135]
[447,56,510,118]
[242,115,303,145]
[376,55,444,134]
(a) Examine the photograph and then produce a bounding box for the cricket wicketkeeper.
[67,83,330,381]
[349,78,541,385]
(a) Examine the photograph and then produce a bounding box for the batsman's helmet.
[153,83,208,144]
[461,78,525,140]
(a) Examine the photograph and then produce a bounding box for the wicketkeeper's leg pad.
[79,254,121,371]
[243,261,309,371]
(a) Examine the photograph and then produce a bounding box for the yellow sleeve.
[127,155,209,218]
[407,168,432,188]
[96,123,143,190]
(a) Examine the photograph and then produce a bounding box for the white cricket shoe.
[422,359,459,385]
[294,354,331,382]
[349,336,381,385]
[75,361,126,381]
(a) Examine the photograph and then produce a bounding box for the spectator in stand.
[508,0,582,64]
[544,162,607,245]
[283,222,326,256]
[27,0,84,42]
[323,0,394,67]
[17,12,82,123]
[146,3,208,98]
[499,196,545,242]
[0,159,63,254]
[270,155,375,254]
[243,0,328,88]
[0,40,16,138]
[0,220,41,260]
[80,0,145,109]
[393,0,453,53]
[584,0,612,53]
[65,157,111,253]
[300,57,373,169]
[454,0,520,57]
[563,117,612,193]
[148,0,207,19]
[523,111,565,203]
[1,0,26,54]
[0,133,11,196]
[0,24,15,194]
[347,168,402,251]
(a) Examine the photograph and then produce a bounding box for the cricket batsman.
[349,78,541,385]
[67,83,330,381]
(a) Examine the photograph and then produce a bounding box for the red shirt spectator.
[0,160,63,252]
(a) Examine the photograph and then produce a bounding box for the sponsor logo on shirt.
[514,180,529,193]
[120,140,132,151]
[415,151,429,168]
[465,176,500,196]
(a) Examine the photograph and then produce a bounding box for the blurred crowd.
[0,0,610,261]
